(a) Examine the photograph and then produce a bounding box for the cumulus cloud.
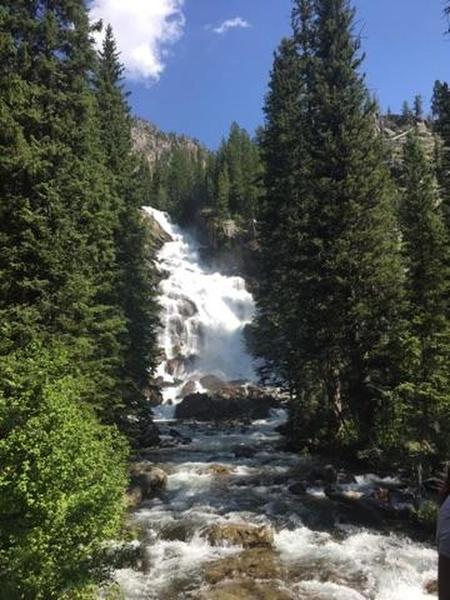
[212,17,251,35]
[90,0,185,82]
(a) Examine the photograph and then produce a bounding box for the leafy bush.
[0,343,128,599]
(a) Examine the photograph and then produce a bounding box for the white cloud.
[90,0,185,82]
[212,17,251,35]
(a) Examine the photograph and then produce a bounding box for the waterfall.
[144,207,256,405]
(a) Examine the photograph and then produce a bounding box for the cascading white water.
[144,207,256,405]
[116,208,438,600]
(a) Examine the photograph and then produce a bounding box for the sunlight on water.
[144,207,256,404]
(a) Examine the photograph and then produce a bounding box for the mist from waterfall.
[144,207,256,405]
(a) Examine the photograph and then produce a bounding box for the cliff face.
[131,117,206,168]
[380,116,437,173]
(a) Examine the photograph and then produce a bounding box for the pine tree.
[0,0,124,419]
[393,130,450,464]
[432,80,450,230]
[94,25,160,438]
[216,165,231,220]
[251,36,305,388]
[254,0,405,451]
[414,94,424,120]
[402,100,414,122]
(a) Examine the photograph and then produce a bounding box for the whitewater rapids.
[115,209,437,599]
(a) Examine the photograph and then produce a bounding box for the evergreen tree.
[216,164,231,220]
[432,80,450,229]
[94,25,160,437]
[251,36,305,387]
[391,130,450,465]
[254,0,405,452]
[414,94,424,120]
[402,100,414,122]
[0,0,125,420]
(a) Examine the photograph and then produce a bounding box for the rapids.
[116,210,437,599]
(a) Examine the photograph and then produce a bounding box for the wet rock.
[205,547,281,584]
[178,296,198,318]
[129,464,168,503]
[288,482,307,496]
[168,428,192,444]
[203,464,234,476]
[338,470,357,485]
[169,315,184,338]
[200,374,226,392]
[142,209,172,246]
[325,487,400,526]
[200,581,293,600]
[127,414,160,449]
[166,356,184,376]
[233,444,257,459]
[306,464,337,485]
[425,579,438,595]
[286,559,372,597]
[178,380,197,398]
[175,391,279,422]
[126,486,143,509]
[202,523,274,549]
[324,465,338,485]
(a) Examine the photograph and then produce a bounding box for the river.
[115,209,437,599]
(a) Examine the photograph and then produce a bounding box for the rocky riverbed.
[116,410,438,599]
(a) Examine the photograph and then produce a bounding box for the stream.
[115,209,437,599]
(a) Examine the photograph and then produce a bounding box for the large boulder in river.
[202,523,274,549]
[201,580,291,600]
[205,549,280,583]
[128,463,168,505]
[175,390,279,421]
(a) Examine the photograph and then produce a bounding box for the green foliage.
[417,500,439,533]
[147,121,263,240]
[377,129,450,468]
[0,5,161,596]
[94,25,160,435]
[432,80,450,230]
[0,0,126,420]
[0,343,128,599]
[254,0,405,453]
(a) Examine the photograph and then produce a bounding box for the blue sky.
[91,0,450,149]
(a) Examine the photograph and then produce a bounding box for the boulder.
[325,487,399,526]
[168,428,192,445]
[178,380,197,398]
[201,523,274,549]
[166,356,184,376]
[425,579,438,595]
[203,464,234,476]
[178,297,198,318]
[200,581,292,600]
[200,374,227,392]
[288,482,307,496]
[205,548,281,584]
[323,464,338,485]
[129,464,168,502]
[175,390,279,422]
[142,210,172,246]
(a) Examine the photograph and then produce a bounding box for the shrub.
[0,343,128,599]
